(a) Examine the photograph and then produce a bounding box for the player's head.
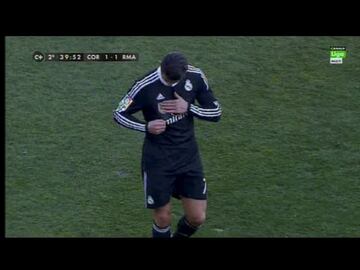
[161,52,188,83]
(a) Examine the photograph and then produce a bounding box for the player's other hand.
[147,119,166,135]
[159,92,188,114]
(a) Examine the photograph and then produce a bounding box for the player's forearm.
[189,103,222,122]
[113,110,146,132]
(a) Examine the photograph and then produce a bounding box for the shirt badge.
[116,95,133,112]
[184,79,193,91]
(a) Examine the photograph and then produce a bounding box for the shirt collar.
[157,67,180,87]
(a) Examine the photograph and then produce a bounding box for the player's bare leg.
[182,197,207,226]
[172,197,207,238]
[152,202,172,238]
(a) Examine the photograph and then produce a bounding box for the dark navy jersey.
[113,65,221,146]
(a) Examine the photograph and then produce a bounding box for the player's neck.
[157,67,180,87]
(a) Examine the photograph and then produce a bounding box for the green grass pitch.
[5,36,360,237]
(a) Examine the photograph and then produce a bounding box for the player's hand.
[147,119,166,135]
[159,92,188,114]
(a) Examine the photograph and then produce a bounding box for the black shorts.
[141,139,207,209]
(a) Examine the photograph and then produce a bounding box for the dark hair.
[161,52,188,81]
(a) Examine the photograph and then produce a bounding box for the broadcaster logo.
[330,46,347,64]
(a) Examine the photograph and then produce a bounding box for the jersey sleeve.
[113,82,147,133]
[188,70,222,122]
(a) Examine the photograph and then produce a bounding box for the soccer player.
[113,52,221,238]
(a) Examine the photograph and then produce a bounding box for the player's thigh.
[142,162,177,209]
[142,142,177,209]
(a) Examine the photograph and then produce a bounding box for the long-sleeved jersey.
[113,65,221,146]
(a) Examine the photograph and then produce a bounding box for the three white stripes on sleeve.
[189,103,222,117]
[114,111,146,132]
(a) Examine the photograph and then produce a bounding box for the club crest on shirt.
[184,79,193,91]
